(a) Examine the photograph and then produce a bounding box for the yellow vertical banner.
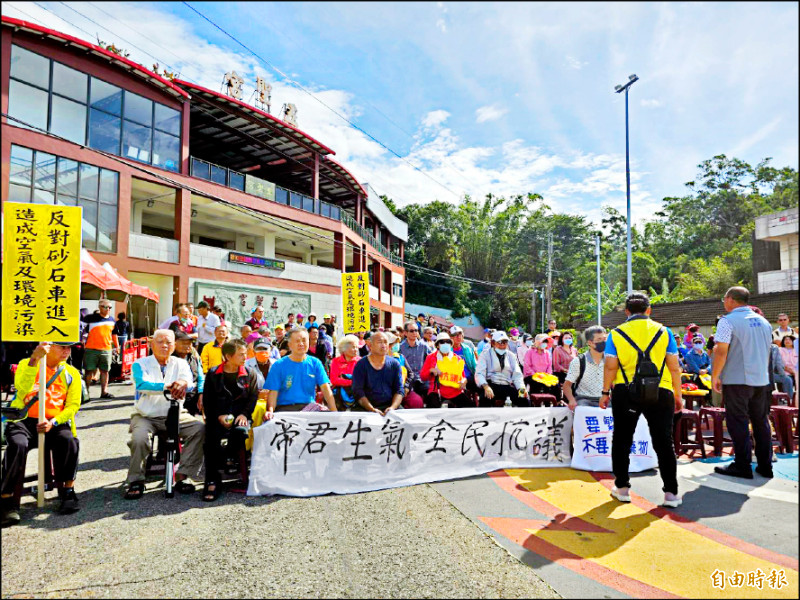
[341,271,370,334]
[2,203,82,342]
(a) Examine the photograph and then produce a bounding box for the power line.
[180,1,464,202]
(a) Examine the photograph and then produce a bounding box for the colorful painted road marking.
[480,468,798,598]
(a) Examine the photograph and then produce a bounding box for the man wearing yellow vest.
[1,342,82,527]
[600,292,684,508]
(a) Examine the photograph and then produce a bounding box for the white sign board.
[570,406,658,472]
[248,407,573,497]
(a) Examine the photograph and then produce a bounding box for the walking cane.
[163,389,181,498]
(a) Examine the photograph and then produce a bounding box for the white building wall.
[129,233,179,263]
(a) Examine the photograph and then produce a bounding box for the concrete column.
[132,199,144,234]
[254,231,276,257]
[115,171,132,262]
[234,233,249,253]
[313,153,320,200]
[174,188,191,302]
[333,231,344,271]
[180,101,190,175]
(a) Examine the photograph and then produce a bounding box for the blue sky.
[4,2,798,225]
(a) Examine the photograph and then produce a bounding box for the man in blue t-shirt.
[352,331,404,415]
[263,328,336,420]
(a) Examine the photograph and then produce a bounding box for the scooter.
[163,389,181,498]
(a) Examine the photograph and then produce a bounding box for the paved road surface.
[3,381,798,598]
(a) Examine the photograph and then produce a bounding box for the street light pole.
[596,235,602,326]
[614,74,639,294]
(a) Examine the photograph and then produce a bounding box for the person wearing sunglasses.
[81,300,120,400]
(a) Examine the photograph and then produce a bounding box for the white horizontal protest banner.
[570,406,658,473]
[248,407,573,497]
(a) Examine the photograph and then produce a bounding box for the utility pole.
[595,235,602,325]
[546,233,553,322]
[530,287,537,335]
[540,289,545,333]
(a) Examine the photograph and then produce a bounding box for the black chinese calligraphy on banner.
[248,407,573,497]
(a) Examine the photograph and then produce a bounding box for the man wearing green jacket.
[1,342,82,527]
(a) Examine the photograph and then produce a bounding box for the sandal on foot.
[124,481,145,500]
[175,480,195,494]
[202,482,220,502]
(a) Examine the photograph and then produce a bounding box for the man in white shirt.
[772,313,793,344]
[195,301,221,354]
[158,302,183,330]
[125,329,205,500]
[564,326,607,409]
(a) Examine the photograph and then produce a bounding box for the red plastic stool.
[772,391,791,406]
[674,409,706,458]
[529,393,557,407]
[771,406,798,453]
[699,406,733,457]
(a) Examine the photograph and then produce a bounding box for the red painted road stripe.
[480,515,682,599]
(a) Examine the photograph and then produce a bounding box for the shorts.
[84,348,112,372]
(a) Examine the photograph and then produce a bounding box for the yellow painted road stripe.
[504,468,798,598]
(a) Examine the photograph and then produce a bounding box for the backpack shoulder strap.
[574,353,587,392]
[611,328,638,385]
[644,327,665,359]
[612,326,644,355]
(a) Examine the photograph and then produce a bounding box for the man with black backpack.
[564,326,607,409]
[600,292,684,508]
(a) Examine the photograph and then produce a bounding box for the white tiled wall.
[129,233,179,263]
[189,243,341,287]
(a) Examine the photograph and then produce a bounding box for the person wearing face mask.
[421,333,471,408]
[553,332,578,403]
[516,334,533,366]
[523,334,554,394]
[475,331,527,407]
[476,329,493,355]
[244,338,274,386]
[563,326,607,410]
[684,334,711,390]
[330,335,361,410]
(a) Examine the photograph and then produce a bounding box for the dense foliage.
[392,155,798,331]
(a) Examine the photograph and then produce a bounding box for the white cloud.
[435,18,447,33]
[475,104,508,123]
[421,110,451,128]
[640,98,664,108]
[565,55,588,70]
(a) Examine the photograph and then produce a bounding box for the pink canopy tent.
[79,249,158,302]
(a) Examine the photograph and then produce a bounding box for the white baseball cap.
[492,331,509,342]
[449,326,463,335]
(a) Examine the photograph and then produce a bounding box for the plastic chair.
[699,406,734,457]
[674,409,706,458]
[529,393,557,407]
